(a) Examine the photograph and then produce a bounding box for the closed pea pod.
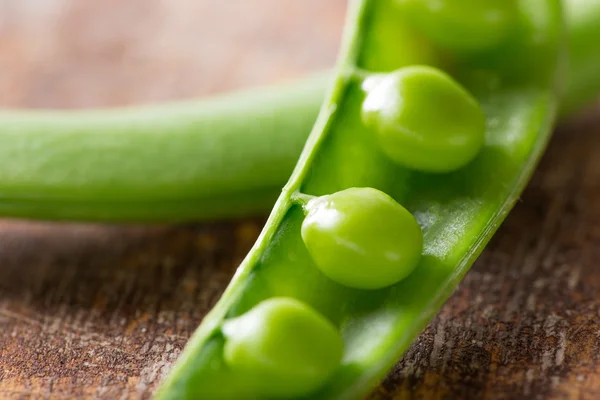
[157,0,564,399]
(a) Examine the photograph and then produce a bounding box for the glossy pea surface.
[396,0,517,51]
[222,297,343,398]
[301,188,423,290]
[362,66,486,173]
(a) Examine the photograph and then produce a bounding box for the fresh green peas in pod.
[222,297,343,398]
[300,187,423,290]
[362,65,486,173]
[396,0,518,51]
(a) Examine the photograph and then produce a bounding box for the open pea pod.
[157,0,565,398]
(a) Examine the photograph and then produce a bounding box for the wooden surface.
[0,1,599,399]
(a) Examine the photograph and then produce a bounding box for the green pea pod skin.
[157,0,564,399]
[0,0,597,223]
[561,0,600,116]
[0,75,325,222]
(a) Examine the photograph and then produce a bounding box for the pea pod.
[0,76,324,221]
[0,0,597,223]
[156,0,565,399]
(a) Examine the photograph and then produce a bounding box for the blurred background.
[0,0,344,108]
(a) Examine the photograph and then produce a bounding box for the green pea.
[301,187,422,290]
[362,66,486,173]
[396,0,517,51]
[222,297,343,398]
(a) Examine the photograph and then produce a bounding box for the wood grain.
[0,1,599,399]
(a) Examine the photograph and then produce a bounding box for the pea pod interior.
[157,0,564,398]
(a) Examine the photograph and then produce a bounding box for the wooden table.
[1,1,599,399]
